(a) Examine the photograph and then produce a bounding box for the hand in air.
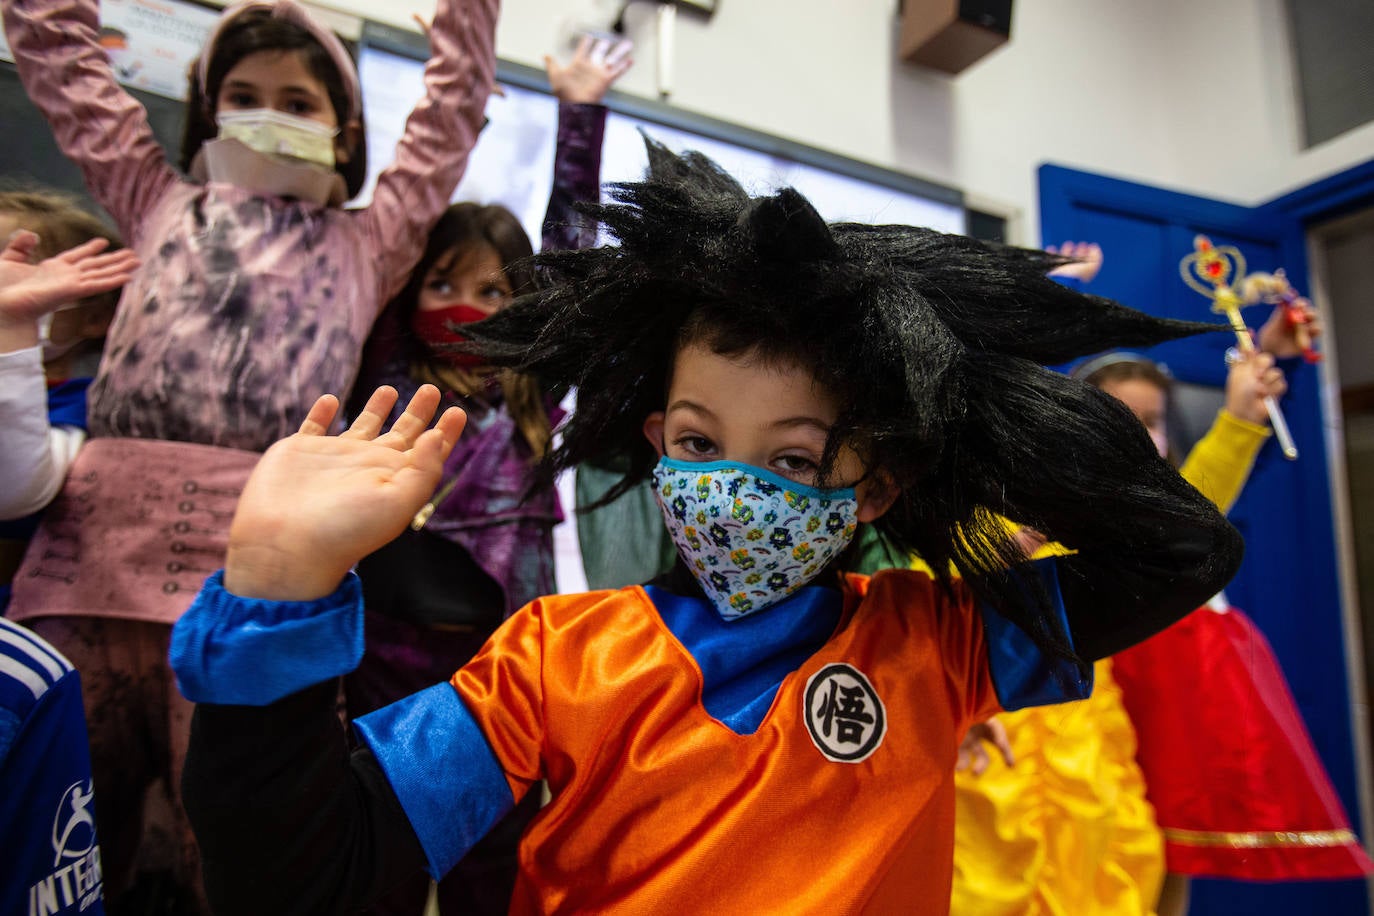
[1257,300,1321,359]
[1224,350,1287,427]
[956,717,1015,777]
[224,385,466,602]
[0,231,139,325]
[546,34,634,104]
[1045,240,1104,284]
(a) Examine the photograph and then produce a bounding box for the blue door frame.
[1041,159,1374,916]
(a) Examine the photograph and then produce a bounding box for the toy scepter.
[1180,235,1299,460]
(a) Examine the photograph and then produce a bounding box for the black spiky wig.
[465,136,1240,663]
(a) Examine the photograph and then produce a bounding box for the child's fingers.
[298,394,340,436]
[2,229,40,263]
[54,237,112,263]
[608,55,633,79]
[434,405,467,455]
[574,33,593,61]
[589,36,610,65]
[376,384,443,449]
[605,38,634,67]
[83,249,141,271]
[343,386,401,440]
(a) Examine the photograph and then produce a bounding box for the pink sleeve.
[360,0,499,310]
[1,0,179,245]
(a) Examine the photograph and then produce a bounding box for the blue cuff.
[979,559,1093,710]
[170,570,364,706]
[354,683,514,880]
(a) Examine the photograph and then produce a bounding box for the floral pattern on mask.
[651,458,860,620]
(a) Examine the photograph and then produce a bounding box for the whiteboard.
[352,44,965,239]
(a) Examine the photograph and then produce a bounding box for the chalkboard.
[0,60,185,223]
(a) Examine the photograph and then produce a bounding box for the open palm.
[0,231,140,321]
[225,385,467,601]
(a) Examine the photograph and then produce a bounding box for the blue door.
[1040,163,1370,915]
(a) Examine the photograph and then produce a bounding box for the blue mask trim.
[657,457,856,502]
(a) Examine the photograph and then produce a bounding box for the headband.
[198,0,363,122]
[1069,350,1172,382]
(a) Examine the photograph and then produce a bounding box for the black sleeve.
[1055,503,1240,662]
[949,354,1246,664]
[181,682,428,916]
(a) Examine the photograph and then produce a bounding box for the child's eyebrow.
[771,416,831,435]
[665,399,714,418]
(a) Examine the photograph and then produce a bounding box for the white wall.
[319,0,1374,242]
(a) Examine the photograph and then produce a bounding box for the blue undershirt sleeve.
[170,570,365,706]
[353,684,515,880]
[979,558,1093,710]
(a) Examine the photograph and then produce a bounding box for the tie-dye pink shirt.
[2,0,498,451]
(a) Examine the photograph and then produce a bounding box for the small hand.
[1223,349,1286,427]
[1046,240,1103,284]
[0,231,140,326]
[224,385,467,601]
[1257,301,1321,359]
[545,34,634,105]
[956,717,1015,777]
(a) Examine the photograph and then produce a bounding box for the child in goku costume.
[170,137,1244,915]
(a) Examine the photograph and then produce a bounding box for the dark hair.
[0,187,125,315]
[180,10,367,198]
[462,136,1240,661]
[353,203,552,455]
[394,203,537,322]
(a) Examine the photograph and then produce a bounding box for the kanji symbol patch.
[803,663,886,762]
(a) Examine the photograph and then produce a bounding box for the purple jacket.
[361,102,606,615]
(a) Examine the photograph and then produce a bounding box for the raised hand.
[0,231,140,325]
[1045,240,1104,284]
[1257,300,1322,360]
[224,385,467,601]
[1223,350,1287,427]
[545,33,634,105]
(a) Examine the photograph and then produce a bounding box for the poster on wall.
[0,0,218,101]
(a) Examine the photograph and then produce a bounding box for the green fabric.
[575,464,679,589]
[846,524,907,575]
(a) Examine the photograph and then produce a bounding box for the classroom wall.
[313,0,1374,241]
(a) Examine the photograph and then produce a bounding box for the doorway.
[1308,208,1374,908]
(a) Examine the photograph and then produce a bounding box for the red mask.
[410,304,489,368]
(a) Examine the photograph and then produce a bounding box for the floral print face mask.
[650,457,860,620]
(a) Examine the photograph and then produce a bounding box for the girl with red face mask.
[341,35,631,916]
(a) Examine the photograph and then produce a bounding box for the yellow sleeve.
[1177,410,1271,514]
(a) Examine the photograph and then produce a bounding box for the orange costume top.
[171,562,1088,914]
[346,565,1083,915]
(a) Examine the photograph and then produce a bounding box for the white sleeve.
[0,346,87,521]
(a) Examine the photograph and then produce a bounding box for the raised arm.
[363,0,500,307]
[1,0,180,243]
[1178,351,1283,514]
[539,35,630,253]
[955,356,1244,663]
[0,233,138,518]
